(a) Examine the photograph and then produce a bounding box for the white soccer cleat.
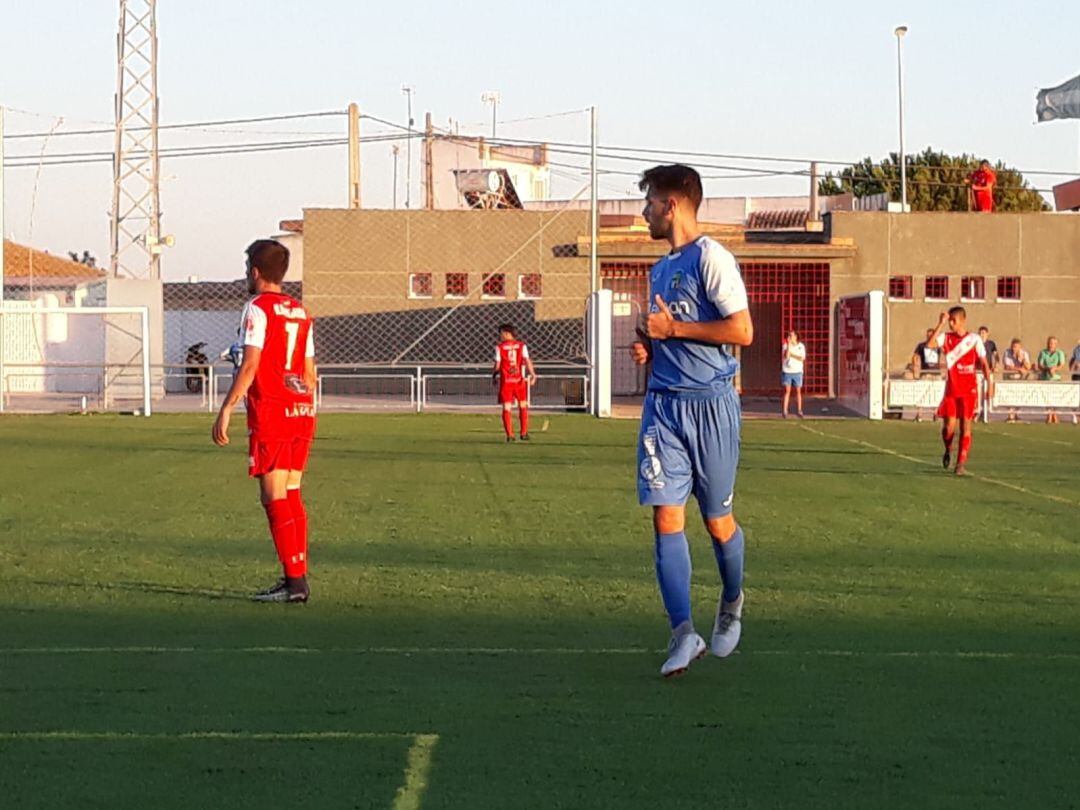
[660,630,706,677]
[711,591,744,658]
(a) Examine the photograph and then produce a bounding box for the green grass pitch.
[1,413,1078,808]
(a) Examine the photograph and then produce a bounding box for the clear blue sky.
[2,0,1078,280]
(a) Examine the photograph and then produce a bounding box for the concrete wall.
[302,208,592,364]
[828,211,1080,375]
[303,208,590,322]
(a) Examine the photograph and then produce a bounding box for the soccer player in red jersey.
[966,159,997,212]
[493,324,537,442]
[212,239,317,602]
[927,306,994,476]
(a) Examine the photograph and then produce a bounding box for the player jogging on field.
[927,306,994,476]
[212,239,317,603]
[630,165,754,677]
[493,324,537,442]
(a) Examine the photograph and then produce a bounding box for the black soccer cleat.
[252,576,309,604]
[942,450,951,470]
[520,433,530,441]
[505,435,515,443]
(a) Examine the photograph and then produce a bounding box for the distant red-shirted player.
[213,239,316,602]
[928,306,994,476]
[966,159,997,212]
[493,324,537,442]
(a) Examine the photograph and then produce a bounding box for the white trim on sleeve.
[698,237,748,317]
[242,300,267,349]
[305,324,315,358]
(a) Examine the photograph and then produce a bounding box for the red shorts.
[937,392,978,420]
[498,379,529,405]
[248,435,312,478]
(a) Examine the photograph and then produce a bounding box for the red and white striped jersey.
[934,330,986,394]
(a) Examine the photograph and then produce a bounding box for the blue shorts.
[637,387,741,518]
[781,372,803,388]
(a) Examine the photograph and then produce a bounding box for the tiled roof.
[278,220,303,233]
[746,209,810,230]
[3,240,105,280]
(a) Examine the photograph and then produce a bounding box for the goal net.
[0,303,152,414]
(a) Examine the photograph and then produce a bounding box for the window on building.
[445,272,469,298]
[960,276,985,301]
[924,276,949,301]
[408,272,432,299]
[888,275,913,300]
[482,273,506,298]
[997,276,1021,301]
[519,273,542,299]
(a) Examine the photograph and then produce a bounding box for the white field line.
[981,426,1075,448]
[3,646,1079,660]
[393,734,439,810]
[0,730,439,810]
[800,424,1080,509]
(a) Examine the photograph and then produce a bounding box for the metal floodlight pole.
[402,85,414,209]
[111,0,163,278]
[894,25,908,212]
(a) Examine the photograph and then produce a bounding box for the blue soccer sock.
[712,525,744,604]
[655,531,692,630]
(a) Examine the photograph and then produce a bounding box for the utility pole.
[481,91,500,138]
[111,0,166,278]
[401,85,415,208]
[392,145,400,209]
[424,112,434,210]
[348,102,361,209]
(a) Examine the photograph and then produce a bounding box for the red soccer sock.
[958,434,972,464]
[942,425,955,451]
[287,487,308,576]
[501,409,513,437]
[519,406,529,436]
[263,499,304,578]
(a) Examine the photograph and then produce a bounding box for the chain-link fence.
[3,107,599,413]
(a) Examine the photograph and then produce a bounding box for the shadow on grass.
[24,578,250,602]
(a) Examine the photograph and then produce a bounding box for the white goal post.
[0,304,152,416]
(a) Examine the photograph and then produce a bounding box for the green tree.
[818,148,1049,212]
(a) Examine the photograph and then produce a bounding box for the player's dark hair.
[638,164,703,212]
[498,323,516,337]
[978,325,989,332]
[246,239,290,284]
[948,306,966,319]
[1010,337,1021,346]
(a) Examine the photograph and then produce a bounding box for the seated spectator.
[1037,336,1067,424]
[1001,339,1031,423]
[1002,339,1031,380]
[1071,339,1080,382]
[978,326,999,374]
[1037,336,1067,381]
[911,329,941,377]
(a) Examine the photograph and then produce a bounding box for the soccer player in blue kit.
[630,165,754,677]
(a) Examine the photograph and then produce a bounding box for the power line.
[2,110,348,141]
[2,132,424,168]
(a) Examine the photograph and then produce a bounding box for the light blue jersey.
[638,235,749,517]
[647,236,748,395]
